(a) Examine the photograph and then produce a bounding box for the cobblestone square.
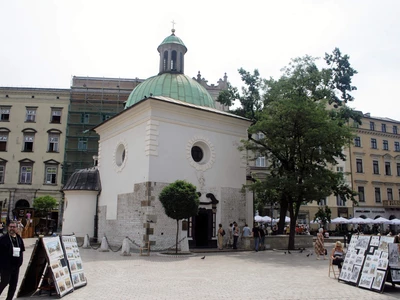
[5,239,400,300]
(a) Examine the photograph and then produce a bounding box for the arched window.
[171,50,177,71]
[163,51,168,71]
[180,52,184,72]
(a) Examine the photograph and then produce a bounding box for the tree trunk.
[278,199,288,234]
[176,219,179,254]
[288,201,301,250]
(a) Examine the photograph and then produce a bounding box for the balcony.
[382,200,400,208]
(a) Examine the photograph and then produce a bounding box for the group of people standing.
[217,222,266,251]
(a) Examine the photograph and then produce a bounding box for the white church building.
[62,29,253,249]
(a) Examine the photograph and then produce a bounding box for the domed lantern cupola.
[157,28,187,75]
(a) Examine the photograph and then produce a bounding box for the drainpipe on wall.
[93,190,101,243]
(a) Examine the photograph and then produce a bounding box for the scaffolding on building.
[62,76,144,183]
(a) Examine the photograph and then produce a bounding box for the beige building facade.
[350,113,400,220]
[0,87,69,222]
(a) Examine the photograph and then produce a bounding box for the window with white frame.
[78,138,88,151]
[394,126,398,134]
[375,187,381,203]
[336,166,344,172]
[19,164,33,184]
[318,198,327,206]
[25,108,36,122]
[81,113,90,124]
[48,133,59,152]
[354,137,361,147]
[387,188,393,201]
[395,141,400,152]
[0,131,8,151]
[45,166,57,184]
[0,163,5,183]
[23,133,34,152]
[383,140,389,150]
[336,195,345,206]
[358,186,365,202]
[256,156,266,167]
[50,108,62,123]
[0,107,10,121]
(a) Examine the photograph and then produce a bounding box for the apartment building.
[0,87,69,222]
[350,113,400,220]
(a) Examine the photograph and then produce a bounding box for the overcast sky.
[1,0,399,119]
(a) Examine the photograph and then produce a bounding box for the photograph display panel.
[43,237,74,297]
[388,243,400,268]
[391,269,400,283]
[62,236,87,288]
[340,235,393,292]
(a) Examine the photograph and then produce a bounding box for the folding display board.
[388,243,400,283]
[17,235,86,298]
[61,236,87,288]
[338,235,395,293]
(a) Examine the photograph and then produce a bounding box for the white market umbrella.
[277,216,291,223]
[348,217,367,224]
[254,215,263,223]
[261,216,272,223]
[372,217,391,224]
[330,217,349,224]
[389,218,400,225]
[364,218,375,224]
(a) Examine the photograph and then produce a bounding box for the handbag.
[324,248,328,255]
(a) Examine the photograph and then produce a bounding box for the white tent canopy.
[372,217,391,224]
[390,218,400,225]
[330,217,349,224]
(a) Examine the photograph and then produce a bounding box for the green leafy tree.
[33,195,58,232]
[217,68,264,121]
[243,50,358,249]
[159,180,199,253]
[314,206,332,229]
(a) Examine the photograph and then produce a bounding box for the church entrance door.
[193,208,216,248]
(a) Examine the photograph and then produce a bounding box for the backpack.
[221,229,225,236]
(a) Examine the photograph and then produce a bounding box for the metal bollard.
[98,236,110,252]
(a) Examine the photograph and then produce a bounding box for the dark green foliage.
[159,180,199,253]
[33,195,58,213]
[159,180,199,221]
[314,206,332,229]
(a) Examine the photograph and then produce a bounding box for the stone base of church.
[97,181,251,250]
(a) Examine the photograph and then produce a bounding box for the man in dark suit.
[0,221,25,300]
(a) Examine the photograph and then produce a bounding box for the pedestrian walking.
[217,224,225,250]
[232,223,239,249]
[0,221,26,300]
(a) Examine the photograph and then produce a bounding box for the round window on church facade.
[115,144,126,167]
[191,146,203,162]
[187,137,216,171]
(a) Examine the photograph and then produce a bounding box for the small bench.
[140,241,150,256]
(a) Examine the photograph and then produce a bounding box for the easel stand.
[17,235,87,298]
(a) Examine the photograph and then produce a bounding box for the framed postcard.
[354,255,365,266]
[371,270,386,291]
[349,265,362,283]
[377,258,388,270]
[378,236,395,252]
[370,236,380,247]
[358,274,374,289]
[355,236,371,250]
[339,270,348,281]
[391,269,400,283]
[381,252,388,259]
[388,243,400,268]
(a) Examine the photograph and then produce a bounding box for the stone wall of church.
[98,181,251,249]
[219,187,248,228]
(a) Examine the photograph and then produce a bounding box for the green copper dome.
[157,29,187,52]
[125,73,215,108]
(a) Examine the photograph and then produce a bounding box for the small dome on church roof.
[157,29,187,52]
[63,167,101,191]
[124,73,215,109]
